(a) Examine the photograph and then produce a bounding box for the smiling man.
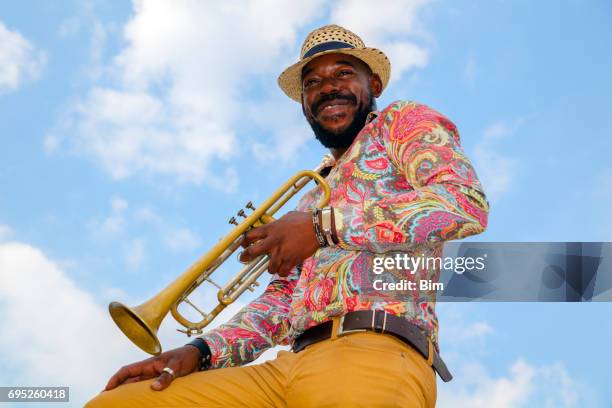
[87,24,489,408]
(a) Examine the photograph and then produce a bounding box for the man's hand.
[104,345,201,392]
[239,211,320,277]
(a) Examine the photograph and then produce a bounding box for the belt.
[292,310,453,382]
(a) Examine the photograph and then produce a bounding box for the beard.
[306,90,376,149]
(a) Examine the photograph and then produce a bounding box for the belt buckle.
[336,314,367,337]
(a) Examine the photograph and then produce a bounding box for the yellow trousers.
[86,332,437,408]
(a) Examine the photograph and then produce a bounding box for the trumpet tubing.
[109,157,333,355]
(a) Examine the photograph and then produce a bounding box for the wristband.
[329,206,339,245]
[312,208,328,247]
[319,207,335,246]
[186,338,212,371]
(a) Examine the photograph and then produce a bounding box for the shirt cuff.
[197,331,232,369]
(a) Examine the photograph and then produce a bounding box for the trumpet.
[108,156,334,355]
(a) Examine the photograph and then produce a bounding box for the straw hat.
[278,24,391,102]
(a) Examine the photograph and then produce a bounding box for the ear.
[369,73,383,98]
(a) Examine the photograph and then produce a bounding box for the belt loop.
[382,312,388,334]
[370,310,376,331]
[426,338,434,367]
[331,316,341,341]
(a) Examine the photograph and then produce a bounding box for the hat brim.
[277,47,391,103]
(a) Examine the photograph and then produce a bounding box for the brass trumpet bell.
[109,301,162,355]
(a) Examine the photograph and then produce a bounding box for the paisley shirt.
[200,101,489,368]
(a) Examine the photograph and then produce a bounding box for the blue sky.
[0,1,611,407]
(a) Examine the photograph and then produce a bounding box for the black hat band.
[303,41,355,59]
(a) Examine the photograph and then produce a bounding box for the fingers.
[277,259,295,277]
[267,248,284,275]
[239,237,273,263]
[243,243,294,276]
[122,376,142,385]
[272,253,297,278]
[105,347,201,393]
[151,358,181,391]
[240,227,268,248]
[105,359,155,391]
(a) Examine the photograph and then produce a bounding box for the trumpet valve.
[237,209,247,218]
[228,217,238,226]
[246,201,256,211]
[248,281,260,292]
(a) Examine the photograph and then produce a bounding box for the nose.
[318,76,340,96]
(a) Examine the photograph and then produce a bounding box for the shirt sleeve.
[333,101,490,252]
[198,268,298,369]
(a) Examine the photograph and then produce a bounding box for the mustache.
[311,92,357,115]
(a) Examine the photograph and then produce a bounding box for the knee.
[84,380,161,408]
[84,391,114,408]
[84,386,140,408]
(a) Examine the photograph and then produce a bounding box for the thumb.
[151,359,180,391]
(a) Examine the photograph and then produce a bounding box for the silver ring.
[162,367,175,379]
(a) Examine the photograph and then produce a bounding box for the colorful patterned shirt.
[200,101,489,368]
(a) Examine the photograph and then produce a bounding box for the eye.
[303,78,319,88]
[338,69,353,77]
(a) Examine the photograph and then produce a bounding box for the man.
[87,24,488,408]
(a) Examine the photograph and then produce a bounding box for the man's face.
[301,53,382,149]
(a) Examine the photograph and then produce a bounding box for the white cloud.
[47,0,325,186]
[436,303,581,408]
[438,359,578,408]
[0,21,46,92]
[0,241,141,407]
[0,233,250,407]
[330,0,430,83]
[48,0,432,186]
[382,42,429,82]
[439,359,535,408]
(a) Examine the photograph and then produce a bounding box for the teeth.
[323,104,343,110]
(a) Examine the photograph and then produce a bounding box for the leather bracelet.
[329,207,339,245]
[186,338,212,371]
[311,208,328,247]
